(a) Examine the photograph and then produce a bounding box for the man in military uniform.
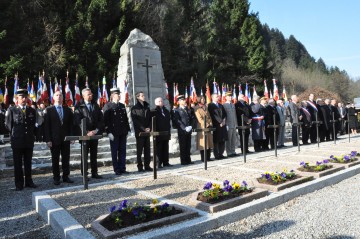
[103,88,130,175]
[74,88,104,179]
[5,89,37,191]
[174,95,194,165]
[223,91,238,157]
[44,90,74,185]
[235,94,253,153]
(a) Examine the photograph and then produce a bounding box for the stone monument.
[117,28,170,109]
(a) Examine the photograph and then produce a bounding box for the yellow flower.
[152,198,159,204]
[283,169,287,172]
[153,207,158,214]
[232,182,240,190]
[213,183,220,189]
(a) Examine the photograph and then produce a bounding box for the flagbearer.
[103,88,131,175]
[44,90,74,185]
[5,89,37,191]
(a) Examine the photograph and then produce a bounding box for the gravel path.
[190,174,360,239]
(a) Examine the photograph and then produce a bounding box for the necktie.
[57,106,63,121]
[88,104,92,113]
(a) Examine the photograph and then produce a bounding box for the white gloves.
[185,126,192,132]
[108,133,114,141]
[35,123,39,128]
[226,126,229,131]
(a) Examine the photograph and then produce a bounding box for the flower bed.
[296,160,345,178]
[254,170,313,192]
[92,199,198,238]
[328,151,360,168]
[189,180,268,213]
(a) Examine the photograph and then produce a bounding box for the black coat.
[174,106,193,135]
[234,100,253,134]
[74,100,104,136]
[131,100,151,137]
[306,100,318,121]
[0,109,7,134]
[103,102,130,136]
[5,106,36,148]
[208,102,228,142]
[300,107,312,128]
[151,106,171,141]
[44,105,73,145]
[265,105,280,127]
[319,105,331,130]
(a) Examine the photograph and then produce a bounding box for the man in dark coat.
[103,88,131,175]
[235,94,253,154]
[152,97,171,168]
[265,99,280,149]
[5,89,37,190]
[306,94,318,143]
[208,93,228,159]
[131,91,153,172]
[174,95,194,165]
[317,99,331,142]
[288,95,300,146]
[323,99,332,141]
[74,88,104,179]
[299,101,312,144]
[44,90,74,185]
[0,103,7,144]
[250,97,266,152]
[330,99,341,139]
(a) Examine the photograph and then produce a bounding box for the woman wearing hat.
[194,96,213,162]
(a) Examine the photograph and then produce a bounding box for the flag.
[189,77,197,104]
[36,75,43,104]
[238,84,243,101]
[59,79,63,95]
[85,76,89,88]
[26,79,32,106]
[54,78,60,92]
[65,78,74,106]
[165,82,169,100]
[184,86,189,105]
[49,79,54,104]
[282,86,288,102]
[273,79,279,101]
[232,85,237,104]
[213,80,218,94]
[221,84,227,104]
[74,79,81,106]
[112,76,116,88]
[97,82,102,106]
[13,74,19,104]
[0,88,3,103]
[248,87,252,105]
[173,83,178,106]
[30,81,36,102]
[270,90,273,99]
[217,84,221,103]
[244,83,249,103]
[253,85,258,99]
[124,80,129,106]
[264,80,269,99]
[41,76,49,104]
[206,82,211,104]
[4,79,9,107]
[102,76,109,106]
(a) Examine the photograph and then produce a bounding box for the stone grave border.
[33,161,360,239]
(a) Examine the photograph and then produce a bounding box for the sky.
[249,0,360,79]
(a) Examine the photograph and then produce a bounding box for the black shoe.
[145,167,153,171]
[91,174,103,179]
[188,162,194,164]
[115,172,122,176]
[54,180,61,185]
[138,168,144,172]
[158,164,163,168]
[181,163,188,165]
[15,186,23,191]
[219,155,227,159]
[25,182,37,188]
[120,171,130,174]
[63,177,74,183]
[163,163,173,167]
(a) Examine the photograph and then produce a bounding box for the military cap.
[110,87,120,94]
[260,97,267,101]
[225,91,232,96]
[177,95,185,101]
[16,89,28,96]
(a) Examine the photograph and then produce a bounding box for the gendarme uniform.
[5,89,37,190]
[103,88,130,175]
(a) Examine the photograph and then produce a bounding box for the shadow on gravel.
[326,236,356,239]
[205,220,296,239]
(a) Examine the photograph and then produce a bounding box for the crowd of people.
[2,88,359,191]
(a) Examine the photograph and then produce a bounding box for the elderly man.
[265,98,279,149]
[223,91,238,157]
[288,95,300,146]
[74,88,104,179]
[103,88,130,175]
[5,89,37,190]
[300,101,312,144]
[152,97,171,168]
[276,99,287,148]
[307,93,318,143]
[208,93,228,159]
[251,96,266,152]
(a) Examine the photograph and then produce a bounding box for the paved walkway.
[1,135,359,238]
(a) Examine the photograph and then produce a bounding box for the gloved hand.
[185,126,191,132]
[108,133,114,141]
[226,126,229,131]
[35,123,39,128]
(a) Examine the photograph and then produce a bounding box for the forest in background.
[1,0,359,102]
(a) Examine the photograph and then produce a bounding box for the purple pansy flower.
[203,182,212,190]
[224,184,233,192]
[161,202,169,209]
[119,200,128,210]
[351,151,357,158]
[323,159,329,164]
[330,155,334,159]
[280,172,287,178]
[316,161,322,166]
[110,205,116,213]
[300,161,307,168]
[223,180,230,187]
[344,155,350,161]
[242,181,248,187]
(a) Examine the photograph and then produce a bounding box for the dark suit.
[74,100,104,176]
[208,102,228,158]
[44,105,73,181]
[5,105,36,189]
[103,101,130,174]
[174,106,193,164]
[235,100,253,153]
[306,100,318,143]
[320,105,331,141]
[152,106,171,166]
[131,100,152,170]
[265,105,280,149]
[300,107,312,144]
[330,105,340,139]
